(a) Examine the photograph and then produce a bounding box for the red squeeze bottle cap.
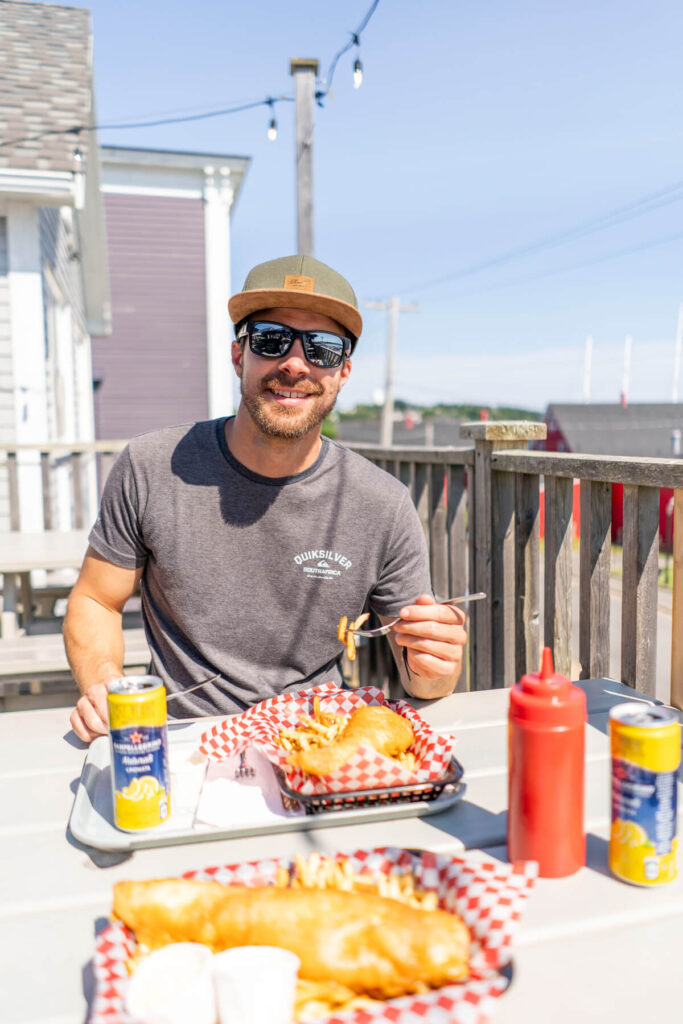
[509,647,587,725]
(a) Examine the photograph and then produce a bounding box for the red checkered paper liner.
[197,683,456,795]
[90,847,537,1024]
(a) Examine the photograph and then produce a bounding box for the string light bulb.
[353,57,363,89]
[266,98,277,141]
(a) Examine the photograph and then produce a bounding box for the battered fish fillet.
[112,879,469,999]
[288,704,415,776]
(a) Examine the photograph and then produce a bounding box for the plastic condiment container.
[125,942,215,1024]
[213,945,300,1024]
[507,647,587,877]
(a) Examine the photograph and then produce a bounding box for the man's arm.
[64,546,143,742]
[382,594,467,699]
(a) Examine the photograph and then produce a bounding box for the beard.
[240,371,340,440]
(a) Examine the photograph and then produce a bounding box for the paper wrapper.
[89,847,537,1024]
[197,683,456,795]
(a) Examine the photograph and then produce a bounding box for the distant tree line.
[336,402,541,422]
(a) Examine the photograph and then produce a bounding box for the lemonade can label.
[609,702,680,886]
[108,675,171,831]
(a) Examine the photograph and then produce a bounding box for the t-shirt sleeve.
[369,489,433,616]
[88,446,148,569]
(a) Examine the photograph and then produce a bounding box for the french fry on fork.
[337,612,370,661]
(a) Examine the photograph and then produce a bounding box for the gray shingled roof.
[0,0,92,173]
[546,403,683,458]
[337,416,473,448]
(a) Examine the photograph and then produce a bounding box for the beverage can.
[609,702,680,886]
[107,675,171,831]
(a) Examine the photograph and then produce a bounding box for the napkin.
[194,749,299,828]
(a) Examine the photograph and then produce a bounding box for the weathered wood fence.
[2,425,683,708]
[0,440,127,532]
[350,422,683,709]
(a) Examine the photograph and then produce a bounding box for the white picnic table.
[1,678,681,1023]
[0,529,90,637]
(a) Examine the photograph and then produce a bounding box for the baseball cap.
[228,255,362,346]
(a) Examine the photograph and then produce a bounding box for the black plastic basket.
[276,757,465,815]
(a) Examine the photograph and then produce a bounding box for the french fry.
[286,853,439,912]
[338,611,370,662]
[395,750,418,773]
[275,865,290,888]
[338,611,369,654]
[276,705,351,754]
[350,612,370,632]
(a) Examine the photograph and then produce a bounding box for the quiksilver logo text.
[294,549,352,569]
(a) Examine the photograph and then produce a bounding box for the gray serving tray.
[68,717,466,852]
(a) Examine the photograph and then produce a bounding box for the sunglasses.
[238,320,353,369]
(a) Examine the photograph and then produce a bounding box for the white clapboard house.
[0,0,110,533]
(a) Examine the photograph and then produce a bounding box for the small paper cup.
[213,945,300,1024]
[125,942,215,1024]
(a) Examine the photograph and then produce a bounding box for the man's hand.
[389,594,467,697]
[64,549,143,743]
[69,679,114,743]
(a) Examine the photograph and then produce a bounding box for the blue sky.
[75,0,683,412]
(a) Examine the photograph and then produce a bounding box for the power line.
[426,227,683,302]
[402,180,683,296]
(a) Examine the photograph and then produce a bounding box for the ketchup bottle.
[507,647,587,877]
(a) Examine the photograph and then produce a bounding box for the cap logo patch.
[283,274,315,292]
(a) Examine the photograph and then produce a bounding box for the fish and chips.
[276,699,418,776]
[113,853,470,1021]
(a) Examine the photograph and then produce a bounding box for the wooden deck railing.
[2,428,682,708]
[351,423,683,709]
[0,441,127,531]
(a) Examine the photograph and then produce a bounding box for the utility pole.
[583,334,593,403]
[365,297,419,446]
[290,58,318,255]
[673,304,683,403]
[621,334,632,407]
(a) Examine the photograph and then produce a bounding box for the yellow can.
[609,702,680,886]
[107,676,171,831]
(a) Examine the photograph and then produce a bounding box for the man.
[67,255,467,743]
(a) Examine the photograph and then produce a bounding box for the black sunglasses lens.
[249,324,292,358]
[302,333,346,368]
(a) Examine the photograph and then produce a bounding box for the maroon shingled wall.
[92,193,209,440]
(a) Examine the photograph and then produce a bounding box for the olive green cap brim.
[228,254,363,343]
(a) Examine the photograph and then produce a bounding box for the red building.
[541,403,683,548]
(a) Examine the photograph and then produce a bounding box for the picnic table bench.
[0,627,150,711]
[0,529,90,638]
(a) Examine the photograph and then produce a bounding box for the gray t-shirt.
[89,418,431,717]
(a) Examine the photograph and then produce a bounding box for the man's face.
[232,307,352,440]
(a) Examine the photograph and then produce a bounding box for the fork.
[165,673,221,703]
[350,592,487,638]
[234,751,255,779]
